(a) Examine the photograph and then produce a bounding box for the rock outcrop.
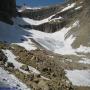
[19,4,64,20]
[0,50,7,66]
[20,19,66,33]
[0,0,16,24]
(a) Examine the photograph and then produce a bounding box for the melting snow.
[27,21,77,55]
[0,15,89,55]
[0,21,36,51]
[22,14,55,25]
[66,70,90,86]
[76,45,90,53]
[61,3,76,12]
[0,17,85,55]
[18,6,40,12]
[3,50,40,74]
[49,16,63,22]
[79,58,90,64]
[75,6,83,10]
[0,67,30,90]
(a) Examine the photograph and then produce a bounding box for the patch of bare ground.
[1,42,90,90]
[8,45,73,90]
[74,86,90,90]
[0,44,74,90]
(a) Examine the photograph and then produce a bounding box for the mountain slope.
[0,0,90,90]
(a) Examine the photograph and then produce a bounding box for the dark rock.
[19,18,66,33]
[0,0,16,17]
[20,38,25,42]
[20,65,29,71]
[0,0,16,24]
[0,61,4,66]
[19,5,63,20]
[6,62,15,69]
[29,73,34,81]
[0,50,7,63]
[33,78,39,84]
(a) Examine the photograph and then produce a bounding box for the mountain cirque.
[0,0,90,90]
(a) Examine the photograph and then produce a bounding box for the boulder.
[0,50,7,63]
[20,65,29,71]
[6,62,15,69]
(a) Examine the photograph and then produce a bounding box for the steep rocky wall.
[0,0,16,24]
[19,5,64,20]
[20,20,66,33]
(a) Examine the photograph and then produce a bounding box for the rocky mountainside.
[0,0,90,90]
[0,0,16,24]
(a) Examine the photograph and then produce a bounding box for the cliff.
[0,0,16,24]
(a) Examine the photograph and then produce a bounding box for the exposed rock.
[10,45,74,90]
[28,73,34,81]
[0,61,5,66]
[0,50,7,64]
[6,62,15,69]
[20,65,29,71]
[20,19,66,33]
[0,42,9,49]
[19,4,64,20]
[0,0,16,24]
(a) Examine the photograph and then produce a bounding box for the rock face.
[0,50,7,66]
[0,0,16,24]
[19,4,64,20]
[20,20,66,33]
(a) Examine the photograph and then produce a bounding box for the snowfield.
[66,70,90,86]
[61,3,76,12]
[79,58,90,64]
[0,67,31,90]
[0,18,87,55]
[18,6,41,12]
[76,45,90,53]
[0,21,36,51]
[75,6,83,10]
[0,1,90,89]
[27,20,79,55]
[22,14,55,25]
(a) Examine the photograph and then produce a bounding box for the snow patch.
[16,40,36,51]
[75,6,82,10]
[22,14,55,25]
[0,67,30,90]
[3,50,40,74]
[76,45,90,53]
[49,16,63,22]
[66,70,90,86]
[72,20,80,28]
[18,6,40,12]
[0,21,36,51]
[79,58,90,64]
[61,3,76,12]
[28,21,78,55]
